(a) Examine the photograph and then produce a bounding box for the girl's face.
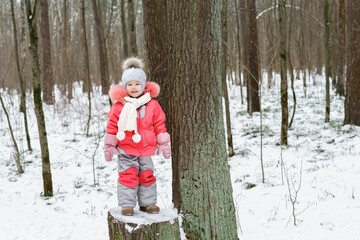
[126,80,143,98]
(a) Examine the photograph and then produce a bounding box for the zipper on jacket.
[138,108,143,156]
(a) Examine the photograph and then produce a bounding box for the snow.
[1,74,360,239]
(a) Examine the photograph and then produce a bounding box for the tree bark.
[344,0,360,126]
[324,0,331,123]
[10,0,32,152]
[107,208,180,240]
[142,0,169,120]
[91,0,109,95]
[25,0,53,197]
[40,0,54,105]
[221,0,235,157]
[279,0,288,145]
[234,0,244,104]
[80,0,92,137]
[0,92,24,174]
[120,0,129,58]
[247,0,260,114]
[128,0,138,56]
[336,0,345,96]
[167,0,238,238]
[63,0,73,100]
[239,0,248,89]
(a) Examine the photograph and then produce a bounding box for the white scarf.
[116,92,151,143]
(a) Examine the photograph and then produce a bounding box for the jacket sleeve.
[106,102,122,135]
[152,100,167,136]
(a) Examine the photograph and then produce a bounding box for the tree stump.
[107,207,181,240]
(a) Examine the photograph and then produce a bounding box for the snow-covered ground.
[0,74,359,240]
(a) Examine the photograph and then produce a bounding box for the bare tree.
[128,0,137,56]
[80,0,92,137]
[10,0,32,152]
[0,92,24,174]
[167,0,238,238]
[120,0,129,58]
[91,0,109,95]
[336,0,345,96]
[324,0,331,123]
[234,0,244,104]
[63,0,73,100]
[40,0,54,104]
[25,0,53,196]
[239,0,249,90]
[279,0,288,145]
[221,0,235,157]
[344,0,360,126]
[247,0,260,114]
[142,0,169,119]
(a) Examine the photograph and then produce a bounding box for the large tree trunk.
[25,0,53,197]
[91,0,109,95]
[324,0,331,122]
[344,0,360,126]
[247,0,260,114]
[279,0,288,145]
[10,0,32,152]
[142,0,169,119]
[221,0,235,157]
[40,0,54,105]
[128,0,138,56]
[107,208,180,239]
[336,0,345,96]
[167,0,238,239]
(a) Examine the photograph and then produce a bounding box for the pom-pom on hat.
[121,57,146,93]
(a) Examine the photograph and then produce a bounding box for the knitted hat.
[121,57,146,93]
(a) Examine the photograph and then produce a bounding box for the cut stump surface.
[107,207,181,240]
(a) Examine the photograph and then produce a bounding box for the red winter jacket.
[106,82,167,157]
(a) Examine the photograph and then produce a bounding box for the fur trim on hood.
[109,81,160,102]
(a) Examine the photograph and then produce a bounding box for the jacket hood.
[109,81,160,102]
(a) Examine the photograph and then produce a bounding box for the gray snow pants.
[116,148,157,207]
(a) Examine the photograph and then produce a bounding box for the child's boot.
[139,205,160,214]
[121,206,134,216]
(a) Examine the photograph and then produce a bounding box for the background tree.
[10,0,32,151]
[344,0,360,126]
[25,0,53,196]
[128,0,137,56]
[91,0,109,95]
[324,0,331,122]
[142,0,169,119]
[336,0,345,96]
[0,92,24,174]
[167,0,238,238]
[81,0,92,137]
[247,0,260,114]
[239,0,249,91]
[221,0,235,157]
[120,0,129,58]
[40,0,54,105]
[279,0,288,145]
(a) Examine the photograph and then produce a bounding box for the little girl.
[104,57,171,216]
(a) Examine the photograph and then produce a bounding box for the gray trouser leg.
[138,156,157,207]
[117,152,139,207]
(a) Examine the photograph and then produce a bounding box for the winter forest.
[0,0,359,239]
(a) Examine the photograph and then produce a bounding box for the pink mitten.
[156,132,171,159]
[104,134,120,161]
